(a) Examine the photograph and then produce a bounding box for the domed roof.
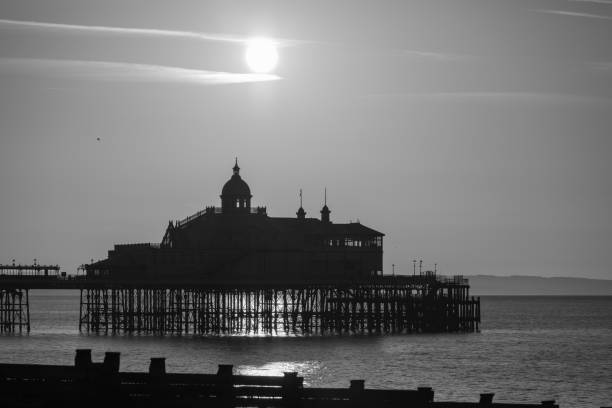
[222,174,251,197]
[221,159,252,197]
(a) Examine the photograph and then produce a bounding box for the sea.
[1,292,610,407]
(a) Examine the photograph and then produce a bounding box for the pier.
[0,271,480,335]
[0,165,481,335]
[0,288,30,333]
[0,263,58,332]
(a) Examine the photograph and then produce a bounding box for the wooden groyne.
[0,349,558,408]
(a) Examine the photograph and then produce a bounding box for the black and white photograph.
[0,1,611,407]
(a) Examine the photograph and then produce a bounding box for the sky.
[0,0,611,279]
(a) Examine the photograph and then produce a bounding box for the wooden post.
[216,364,234,408]
[149,357,166,376]
[103,352,120,373]
[417,387,434,404]
[479,393,495,405]
[73,349,93,402]
[149,357,168,401]
[74,349,92,369]
[283,372,300,407]
[349,380,365,408]
[99,352,121,402]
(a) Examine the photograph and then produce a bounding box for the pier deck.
[0,271,480,335]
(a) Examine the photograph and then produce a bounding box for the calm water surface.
[1,292,610,407]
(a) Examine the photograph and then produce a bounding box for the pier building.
[86,160,384,282]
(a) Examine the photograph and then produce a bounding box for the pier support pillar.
[77,282,481,335]
[0,288,30,333]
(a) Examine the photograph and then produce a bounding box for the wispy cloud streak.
[416,91,610,103]
[0,58,281,85]
[569,0,612,5]
[589,61,612,70]
[533,9,612,20]
[401,49,469,62]
[0,18,301,47]
[363,91,611,104]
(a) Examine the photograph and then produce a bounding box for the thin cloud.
[363,91,611,104]
[0,18,301,47]
[402,49,469,62]
[0,58,281,85]
[325,41,471,62]
[588,61,612,70]
[533,9,612,20]
[418,91,610,103]
[569,0,612,5]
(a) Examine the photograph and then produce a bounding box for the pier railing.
[0,350,558,408]
[0,273,472,289]
[0,263,60,277]
[174,206,268,228]
[175,208,211,227]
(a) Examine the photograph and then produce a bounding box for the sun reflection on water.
[237,361,322,386]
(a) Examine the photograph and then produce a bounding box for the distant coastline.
[461,275,612,296]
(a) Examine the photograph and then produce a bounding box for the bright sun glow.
[245,38,279,73]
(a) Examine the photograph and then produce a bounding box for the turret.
[220,158,252,214]
[320,188,331,224]
[296,189,306,220]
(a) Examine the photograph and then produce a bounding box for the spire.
[320,187,331,224]
[233,157,240,175]
[297,188,306,219]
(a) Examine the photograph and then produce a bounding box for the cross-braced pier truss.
[79,276,480,335]
[0,288,30,333]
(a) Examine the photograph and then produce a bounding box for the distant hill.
[463,275,612,295]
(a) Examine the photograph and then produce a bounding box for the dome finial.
[297,188,306,219]
[233,157,240,175]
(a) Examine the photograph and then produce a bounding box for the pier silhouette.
[0,163,480,334]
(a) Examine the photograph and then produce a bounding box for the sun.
[245,38,279,73]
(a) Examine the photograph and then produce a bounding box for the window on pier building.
[323,237,381,248]
[324,236,382,248]
[344,238,362,247]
